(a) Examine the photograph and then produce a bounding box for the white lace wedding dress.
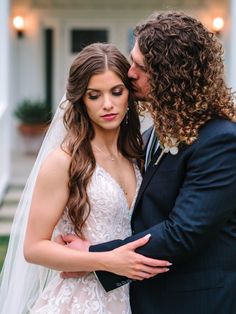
[30,164,142,314]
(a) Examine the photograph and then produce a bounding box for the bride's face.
[83,69,129,133]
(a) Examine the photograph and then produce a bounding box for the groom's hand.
[54,234,90,279]
[62,234,90,252]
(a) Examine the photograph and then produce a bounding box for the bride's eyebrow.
[112,84,125,89]
[85,88,100,92]
[86,84,125,92]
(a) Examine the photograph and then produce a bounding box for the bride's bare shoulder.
[50,146,71,162]
[40,147,72,174]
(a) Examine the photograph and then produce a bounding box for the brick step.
[0,152,36,236]
[10,179,27,189]
[0,205,17,235]
[0,206,17,220]
[2,190,22,204]
[0,222,13,235]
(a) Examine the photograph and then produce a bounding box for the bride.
[0,43,170,313]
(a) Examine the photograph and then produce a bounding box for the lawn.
[0,236,9,271]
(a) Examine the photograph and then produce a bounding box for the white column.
[229,0,236,92]
[0,0,11,201]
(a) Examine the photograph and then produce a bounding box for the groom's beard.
[131,82,151,102]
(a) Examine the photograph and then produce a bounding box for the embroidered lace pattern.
[30,164,142,314]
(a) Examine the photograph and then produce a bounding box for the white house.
[0,0,235,201]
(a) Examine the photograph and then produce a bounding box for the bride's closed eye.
[112,87,125,96]
[87,92,100,100]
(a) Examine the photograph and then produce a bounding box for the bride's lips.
[101,113,118,121]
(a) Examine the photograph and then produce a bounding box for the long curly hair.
[135,12,236,147]
[62,43,143,237]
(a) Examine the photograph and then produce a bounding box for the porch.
[0,152,36,235]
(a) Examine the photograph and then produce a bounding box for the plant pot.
[18,123,48,136]
[18,123,48,155]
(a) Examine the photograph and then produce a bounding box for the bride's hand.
[105,234,171,280]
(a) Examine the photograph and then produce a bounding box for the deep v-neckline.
[96,163,139,211]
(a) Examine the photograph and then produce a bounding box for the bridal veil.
[0,96,67,314]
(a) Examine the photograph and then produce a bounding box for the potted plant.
[14,99,51,135]
[14,99,51,154]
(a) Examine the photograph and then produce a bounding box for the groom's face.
[128,40,151,101]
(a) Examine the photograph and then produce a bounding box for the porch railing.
[0,102,10,203]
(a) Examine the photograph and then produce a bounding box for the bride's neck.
[92,129,120,152]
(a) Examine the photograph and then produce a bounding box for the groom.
[65,12,236,313]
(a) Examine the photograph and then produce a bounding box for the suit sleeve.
[90,129,236,291]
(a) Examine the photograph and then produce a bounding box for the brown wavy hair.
[135,12,236,147]
[61,43,143,237]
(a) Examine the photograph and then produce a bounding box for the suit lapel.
[133,147,163,211]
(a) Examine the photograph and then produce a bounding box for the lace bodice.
[57,164,141,243]
[30,164,142,314]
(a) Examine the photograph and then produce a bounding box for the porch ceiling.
[26,0,226,10]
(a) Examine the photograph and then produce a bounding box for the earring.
[125,107,129,125]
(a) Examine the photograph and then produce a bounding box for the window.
[128,28,135,53]
[71,29,108,53]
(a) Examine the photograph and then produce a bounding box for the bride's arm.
[24,148,105,272]
[24,148,170,279]
[59,234,171,280]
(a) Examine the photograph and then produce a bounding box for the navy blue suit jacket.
[90,119,236,314]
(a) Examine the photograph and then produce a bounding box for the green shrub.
[14,99,51,125]
[0,236,9,271]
